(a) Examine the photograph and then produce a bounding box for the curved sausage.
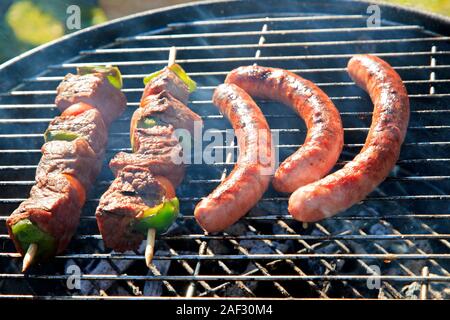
[225,65,343,193]
[194,84,274,232]
[289,54,410,222]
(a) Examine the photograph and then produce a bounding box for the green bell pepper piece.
[132,117,170,152]
[11,219,56,259]
[77,65,123,90]
[138,117,157,129]
[44,130,80,143]
[143,63,196,93]
[133,197,179,235]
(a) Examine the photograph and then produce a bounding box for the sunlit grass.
[90,7,108,25]
[6,0,64,46]
[383,0,450,16]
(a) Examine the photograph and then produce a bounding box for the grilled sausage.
[289,54,410,222]
[194,84,274,232]
[225,65,343,193]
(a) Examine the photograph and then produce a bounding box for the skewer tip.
[168,46,177,66]
[145,228,156,268]
[22,243,38,272]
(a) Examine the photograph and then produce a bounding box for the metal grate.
[0,0,449,299]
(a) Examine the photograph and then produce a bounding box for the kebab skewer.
[95,47,202,267]
[6,66,127,271]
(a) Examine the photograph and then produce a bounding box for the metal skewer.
[22,243,38,272]
[145,46,178,268]
[145,228,156,268]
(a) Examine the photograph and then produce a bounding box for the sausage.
[225,65,343,193]
[289,54,410,222]
[194,84,274,232]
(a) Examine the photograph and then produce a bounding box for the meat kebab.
[6,66,127,271]
[95,48,202,267]
[289,55,410,222]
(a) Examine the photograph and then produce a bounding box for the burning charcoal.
[79,242,146,295]
[271,223,295,253]
[208,239,230,255]
[369,222,391,235]
[223,221,248,235]
[401,282,421,299]
[240,238,272,255]
[378,285,396,299]
[224,262,259,297]
[116,286,133,296]
[429,282,450,300]
[307,229,344,275]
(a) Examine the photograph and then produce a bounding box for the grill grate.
[0,0,449,299]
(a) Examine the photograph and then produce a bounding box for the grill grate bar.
[2,140,450,154]
[116,25,423,42]
[1,195,450,204]
[167,14,367,27]
[0,214,449,222]
[24,65,450,82]
[3,175,450,187]
[1,94,449,103]
[49,51,450,68]
[79,37,450,55]
[0,274,448,282]
[2,233,450,241]
[2,125,450,138]
[8,78,450,96]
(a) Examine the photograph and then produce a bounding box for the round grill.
[0,0,449,299]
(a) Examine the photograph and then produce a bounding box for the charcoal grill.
[0,0,449,300]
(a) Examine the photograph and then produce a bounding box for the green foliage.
[0,0,107,63]
[0,0,448,64]
[6,0,64,45]
[384,0,450,16]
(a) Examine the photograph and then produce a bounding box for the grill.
[0,0,449,300]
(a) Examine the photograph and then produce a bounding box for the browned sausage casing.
[225,65,344,193]
[194,84,274,232]
[289,54,410,222]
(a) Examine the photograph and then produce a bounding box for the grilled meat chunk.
[45,109,107,155]
[96,165,166,251]
[110,126,185,187]
[55,72,127,125]
[135,91,201,135]
[142,68,190,105]
[6,174,82,256]
[112,91,202,187]
[36,139,102,190]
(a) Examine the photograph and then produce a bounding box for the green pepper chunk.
[44,129,80,143]
[132,117,170,152]
[11,219,56,259]
[131,117,155,152]
[133,197,179,235]
[143,63,197,93]
[138,117,157,129]
[77,65,123,90]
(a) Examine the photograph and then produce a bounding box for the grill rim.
[1,0,450,93]
[0,0,449,299]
